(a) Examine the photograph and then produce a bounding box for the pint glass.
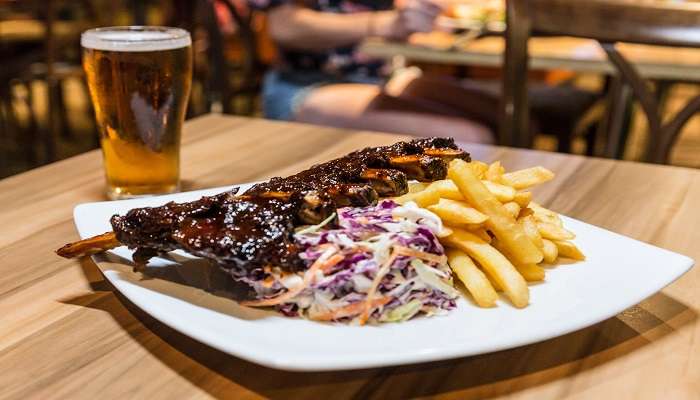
[82,26,192,199]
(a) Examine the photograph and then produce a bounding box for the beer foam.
[82,27,191,52]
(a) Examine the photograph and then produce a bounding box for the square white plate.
[74,183,694,371]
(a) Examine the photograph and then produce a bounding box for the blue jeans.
[262,70,382,120]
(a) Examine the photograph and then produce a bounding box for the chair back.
[202,0,266,115]
[501,0,700,163]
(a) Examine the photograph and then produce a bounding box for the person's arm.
[267,1,444,52]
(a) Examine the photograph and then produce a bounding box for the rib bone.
[56,232,120,258]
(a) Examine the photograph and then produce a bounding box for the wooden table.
[0,19,82,45]
[1,114,698,399]
[360,34,700,82]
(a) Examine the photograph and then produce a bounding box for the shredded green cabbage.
[412,259,460,298]
[380,299,423,322]
[295,212,336,235]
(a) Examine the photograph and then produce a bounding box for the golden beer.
[82,27,192,199]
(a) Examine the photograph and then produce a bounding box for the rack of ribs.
[57,137,470,274]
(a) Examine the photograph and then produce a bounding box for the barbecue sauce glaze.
[111,138,469,272]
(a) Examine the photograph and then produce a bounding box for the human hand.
[384,0,446,40]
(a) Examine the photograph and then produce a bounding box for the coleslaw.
[234,200,459,324]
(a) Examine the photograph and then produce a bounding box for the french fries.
[503,202,521,219]
[541,239,559,263]
[529,202,563,226]
[426,179,466,201]
[501,166,554,189]
[423,179,518,203]
[491,238,546,283]
[427,198,488,225]
[444,228,529,308]
[481,180,516,202]
[468,160,489,179]
[448,159,543,265]
[408,182,428,193]
[398,158,584,309]
[513,191,532,208]
[514,263,545,282]
[537,221,575,241]
[519,214,544,249]
[486,161,505,183]
[484,270,503,292]
[472,229,492,243]
[393,186,441,207]
[446,248,498,307]
[554,240,586,260]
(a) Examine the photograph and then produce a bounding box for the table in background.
[361,34,700,82]
[1,114,698,399]
[362,34,700,160]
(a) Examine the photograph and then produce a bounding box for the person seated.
[249,0,495,144]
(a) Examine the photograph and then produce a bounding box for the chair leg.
[3,81,37,165]
[222,86,235,114]
[595,77,632,159]
[0,92,13,168]
[203,0,231,114]
[21,81,40,165]
[501,0,533,147]
[242,91,256,116]
[556,132,572,153]
[655,80,673,115]
[55,80,73,140]
[44,79,59,163]
[584,123,598,156]
[614,89,635,160]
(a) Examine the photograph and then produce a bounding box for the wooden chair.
[1,0,104,164]
[501,0,700,164]
[202,0,268,115]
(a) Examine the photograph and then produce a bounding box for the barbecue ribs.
[57,138,470,273]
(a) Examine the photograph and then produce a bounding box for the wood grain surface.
[1,115,698,399]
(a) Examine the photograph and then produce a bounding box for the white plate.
[74,183,694,371]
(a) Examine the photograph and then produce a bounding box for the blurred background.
[1,0,699,179]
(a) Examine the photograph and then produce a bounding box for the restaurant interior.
[2,1,700,399]
[1,0,699,180]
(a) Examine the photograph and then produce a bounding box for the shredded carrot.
[261,276,276,288]
[241,247,337,307]
[358,249,399,325]
[393,245,447,265]
[241,243,446,320]
[319,254,345,274]
[311,296,391,322]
